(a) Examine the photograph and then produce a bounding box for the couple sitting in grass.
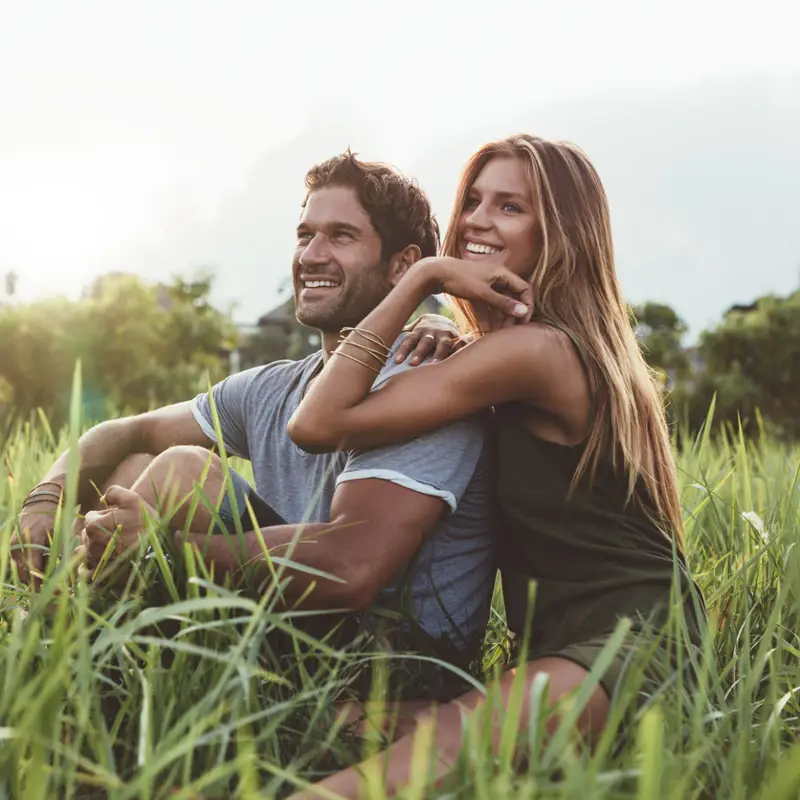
[13,135,706,798]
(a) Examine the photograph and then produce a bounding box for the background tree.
[0,271,237,426]
[688,291,800,438]
[631,301,690,383]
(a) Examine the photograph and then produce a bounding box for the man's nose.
[299,233,331,267]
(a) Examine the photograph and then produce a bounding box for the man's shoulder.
[373,334,490,426]
[230,352,323,397]
[371,332,427,390]
[352,333,492,461]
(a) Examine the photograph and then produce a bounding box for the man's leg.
[93,445,285,535]
[80,447,234,535]
[128,446,228,533]
[82,453,156,513]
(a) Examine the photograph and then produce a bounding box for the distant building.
[256,298,320,360]
[725,301,758,316]
[232,294,453,372]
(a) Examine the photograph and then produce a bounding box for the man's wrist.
[18,499,60,518]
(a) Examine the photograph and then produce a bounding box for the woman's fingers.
[432,335,454,362]
[393,333,419,363]
[395,330,459,365]
[407,334,437,364]
[478,282,531,321]
[442,261,533,323]
[395,331,436,364]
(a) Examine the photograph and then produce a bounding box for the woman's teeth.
[465,243,500,255]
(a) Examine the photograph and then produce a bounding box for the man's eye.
[332,231,353,241]
[297,232,312,243]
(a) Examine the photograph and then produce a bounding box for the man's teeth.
[303,280,339,288]
[465,243,500,255]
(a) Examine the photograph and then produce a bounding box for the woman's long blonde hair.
[443,134,683,544]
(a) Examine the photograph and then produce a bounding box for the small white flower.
[742,511,770,544]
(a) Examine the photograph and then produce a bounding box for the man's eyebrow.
[296,221,362,235]
[327,221,362,234]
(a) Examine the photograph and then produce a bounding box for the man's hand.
[12,501,60,588]
[76,485,158,572]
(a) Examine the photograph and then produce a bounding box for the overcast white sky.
[2,0,799,336]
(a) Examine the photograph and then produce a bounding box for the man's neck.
[320,330,339,362]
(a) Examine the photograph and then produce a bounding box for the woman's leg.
[332,698,441,742]
[293,656,609,799]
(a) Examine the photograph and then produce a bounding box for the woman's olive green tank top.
[496,404,704,654]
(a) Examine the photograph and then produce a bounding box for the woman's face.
[457,154,539,279]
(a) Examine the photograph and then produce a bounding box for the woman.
[287,134,705,796]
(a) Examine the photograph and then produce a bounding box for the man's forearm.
[39,419,145,506]
[178,519,367,609]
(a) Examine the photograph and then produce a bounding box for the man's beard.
[294,266,392,334]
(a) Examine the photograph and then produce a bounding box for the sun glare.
[0,158,154,298]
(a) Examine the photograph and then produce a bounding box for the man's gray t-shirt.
[191,335,497,658]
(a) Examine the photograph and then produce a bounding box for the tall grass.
[1,393,799,798]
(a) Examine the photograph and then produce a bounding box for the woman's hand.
[412,257,533,324]
[395,313,461,365]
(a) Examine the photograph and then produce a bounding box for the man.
[12,152,497,700]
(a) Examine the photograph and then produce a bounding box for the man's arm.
[39,402,212,507]
[179,478,445,611]
[13,357,262,585]
[11,403,212,585]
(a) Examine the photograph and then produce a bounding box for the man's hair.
[303,150,440,260]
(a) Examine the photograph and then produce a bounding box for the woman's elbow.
[286,413,341,453]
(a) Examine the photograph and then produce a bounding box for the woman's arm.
[287,259,581,454]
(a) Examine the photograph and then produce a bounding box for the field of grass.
[1,401,800,799]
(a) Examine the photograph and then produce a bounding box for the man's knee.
[149,445,219,476]
[135,446,222,499]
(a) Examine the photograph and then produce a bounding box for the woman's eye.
[463,197,479,210]
[502,203,521,213]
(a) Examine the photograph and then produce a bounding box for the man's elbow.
[337,568,381,612]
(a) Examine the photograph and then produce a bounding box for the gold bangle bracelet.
[337,338,388,365]
[332,349,382,375]
[340,327,392,355]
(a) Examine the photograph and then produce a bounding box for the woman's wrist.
[406,257,442,298]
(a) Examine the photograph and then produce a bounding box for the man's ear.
[387,245,423,286]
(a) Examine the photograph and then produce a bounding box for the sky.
[1,0,799,339]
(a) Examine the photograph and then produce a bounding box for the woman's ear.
[388,244,423,286]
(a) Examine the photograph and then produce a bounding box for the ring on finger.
[421,334,436,342]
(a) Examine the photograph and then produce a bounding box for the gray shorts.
[215,469,287,533]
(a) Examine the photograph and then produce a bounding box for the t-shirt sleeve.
[337,417,486,513]
[336,337,487,513]
[191,368,259,459]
